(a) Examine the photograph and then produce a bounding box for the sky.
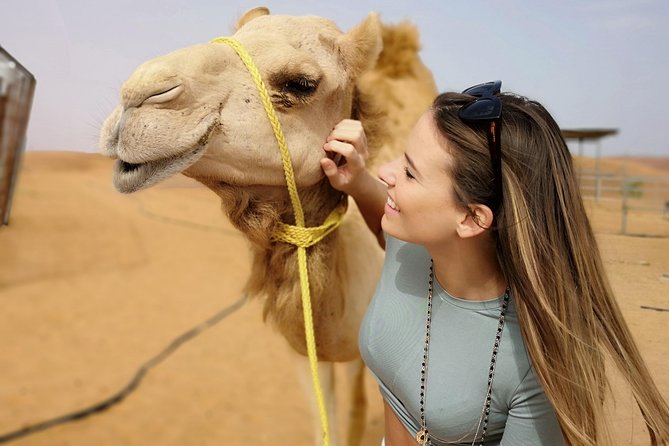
[1,0,668,157]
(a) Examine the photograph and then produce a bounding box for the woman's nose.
[378,159,398,187]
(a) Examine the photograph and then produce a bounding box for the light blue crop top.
[359,236,564,445]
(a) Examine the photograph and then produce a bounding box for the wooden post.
[621,178,629,235]
[594,140,602,203]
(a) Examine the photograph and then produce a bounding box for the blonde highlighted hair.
[432,92,669,445]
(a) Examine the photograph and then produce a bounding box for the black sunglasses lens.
[461,80,501,97]
[459,98,502,120]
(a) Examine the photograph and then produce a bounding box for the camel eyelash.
[269,72,320,98]
[269,77,319,109]
[271,92,296,109]
[283,77,319,96]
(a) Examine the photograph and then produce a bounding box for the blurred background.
[1,0,668,156]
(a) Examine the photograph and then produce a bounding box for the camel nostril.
[142,84,184,105]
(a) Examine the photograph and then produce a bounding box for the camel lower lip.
[112,146,206,193]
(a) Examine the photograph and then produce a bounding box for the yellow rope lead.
[210,37,306,227]
[210,36,340,446]
[272,204,346,248]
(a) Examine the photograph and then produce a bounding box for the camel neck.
[205,178,345,247]
[203,178,349,358]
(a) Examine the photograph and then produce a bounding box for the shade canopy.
[561,128,618,140]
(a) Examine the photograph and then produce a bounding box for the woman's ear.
[455,203,494,238]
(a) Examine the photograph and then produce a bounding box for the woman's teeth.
[387,196,398,211]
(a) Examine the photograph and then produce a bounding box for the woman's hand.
[321,119,370,196]
[321,119,387,248]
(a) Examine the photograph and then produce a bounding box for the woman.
[320,81,669,445]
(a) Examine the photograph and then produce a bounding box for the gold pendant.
[416,429,428,444]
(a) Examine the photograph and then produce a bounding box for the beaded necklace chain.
[416,260,510,446]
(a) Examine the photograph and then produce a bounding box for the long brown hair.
[432,91,669,445]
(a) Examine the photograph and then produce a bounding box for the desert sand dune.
[0,152,667,445]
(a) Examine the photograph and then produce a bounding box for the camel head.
[100,7,382,193]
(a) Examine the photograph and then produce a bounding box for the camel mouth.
[112,145,206,193]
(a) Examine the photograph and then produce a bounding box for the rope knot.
[272,203,347,248]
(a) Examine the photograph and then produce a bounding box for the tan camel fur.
[99,7,437,445]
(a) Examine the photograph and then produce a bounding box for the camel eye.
[283,77,318,96]
[269,72,321,108]
[143,84,184,105]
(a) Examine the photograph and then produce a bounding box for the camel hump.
[376,21,425,78]
[356,20,438,169]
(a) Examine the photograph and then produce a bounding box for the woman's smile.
[386,195,399,213]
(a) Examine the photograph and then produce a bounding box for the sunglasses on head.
[458,80,503,212]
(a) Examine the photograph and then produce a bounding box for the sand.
[0,152,667,445]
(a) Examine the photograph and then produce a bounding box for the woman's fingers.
[321,119,370,194]
[326,120,368,159]
[323,140,362,167]
[320,157,350,190]
[320,158,338,177]
[326,122,366,146]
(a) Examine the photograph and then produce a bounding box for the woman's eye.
[404,167,416,180]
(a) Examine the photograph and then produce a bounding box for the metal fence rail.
[578,173,669,237]
[0,46,36,226]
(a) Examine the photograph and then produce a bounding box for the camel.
[99,7,437,445]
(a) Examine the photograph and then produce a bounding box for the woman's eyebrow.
[404,153,421,176]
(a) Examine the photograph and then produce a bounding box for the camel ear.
[235,6,270,31]
[337,12,383,78]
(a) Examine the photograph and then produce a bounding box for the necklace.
[416,260,510,446]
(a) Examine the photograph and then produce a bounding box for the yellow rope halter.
[210,36,345,445]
